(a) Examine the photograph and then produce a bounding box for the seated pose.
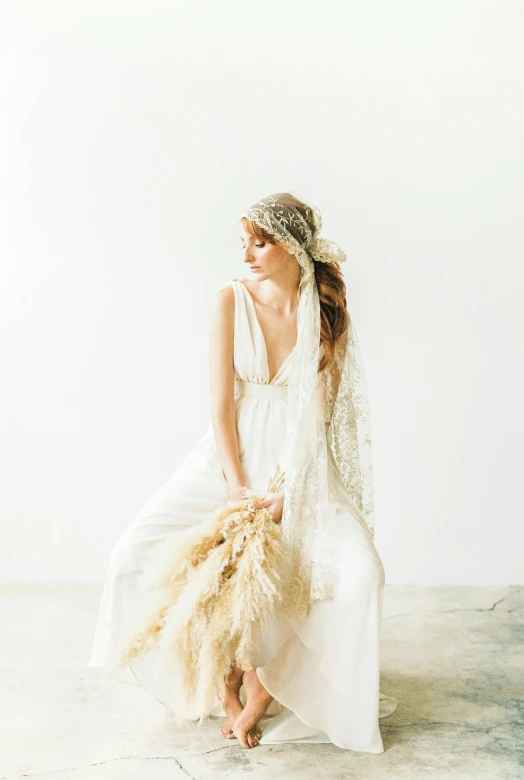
[88,192,397,751]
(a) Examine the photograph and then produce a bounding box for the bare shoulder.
[210,283,235,320]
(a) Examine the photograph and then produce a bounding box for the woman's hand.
[249,491,284,525]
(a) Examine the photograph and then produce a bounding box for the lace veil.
[239,193,375,619]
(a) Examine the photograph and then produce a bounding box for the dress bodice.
[226,278,295,386]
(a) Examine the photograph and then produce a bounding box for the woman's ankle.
[243,668,273,705]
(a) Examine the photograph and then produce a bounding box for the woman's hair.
[240,193,349,372]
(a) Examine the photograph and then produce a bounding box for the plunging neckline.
[235,278,297,384]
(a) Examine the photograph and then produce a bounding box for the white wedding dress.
[89,277,397,752]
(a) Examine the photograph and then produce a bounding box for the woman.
[89,192,397,751]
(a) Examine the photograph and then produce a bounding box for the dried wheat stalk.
[108,464,290,723]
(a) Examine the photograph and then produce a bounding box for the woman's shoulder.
[216,276,247,289]
[212,277,257,309]
[216,277,254,295]
[211,280,235,311]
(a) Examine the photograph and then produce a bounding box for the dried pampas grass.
[109,465,290,723]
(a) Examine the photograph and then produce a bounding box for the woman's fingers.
[251,501,273,522]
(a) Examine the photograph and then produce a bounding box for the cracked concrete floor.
[1,584,522,780]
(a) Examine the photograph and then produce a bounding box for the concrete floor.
[1,584,522,780]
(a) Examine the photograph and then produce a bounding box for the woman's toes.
[234,726,252,749]
[247,729,260,747]
[220,722,236,738]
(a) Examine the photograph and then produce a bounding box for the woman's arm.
[209,286,246,500]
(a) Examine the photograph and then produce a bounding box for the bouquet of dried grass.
[109,465,289,723]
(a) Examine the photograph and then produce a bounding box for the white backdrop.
[1,1,522,584]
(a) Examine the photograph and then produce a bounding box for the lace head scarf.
[239,192,374,619]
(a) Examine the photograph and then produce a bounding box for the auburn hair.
[240,196,349,373]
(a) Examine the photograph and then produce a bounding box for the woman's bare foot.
[231,668,273,748]
[220,665,244,738]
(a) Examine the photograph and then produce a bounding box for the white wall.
[1,1,522,584]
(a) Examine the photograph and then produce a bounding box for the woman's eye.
[256,243,265,248]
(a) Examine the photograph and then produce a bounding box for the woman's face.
[239,223,293,279]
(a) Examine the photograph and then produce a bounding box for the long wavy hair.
[240,193,349,372]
